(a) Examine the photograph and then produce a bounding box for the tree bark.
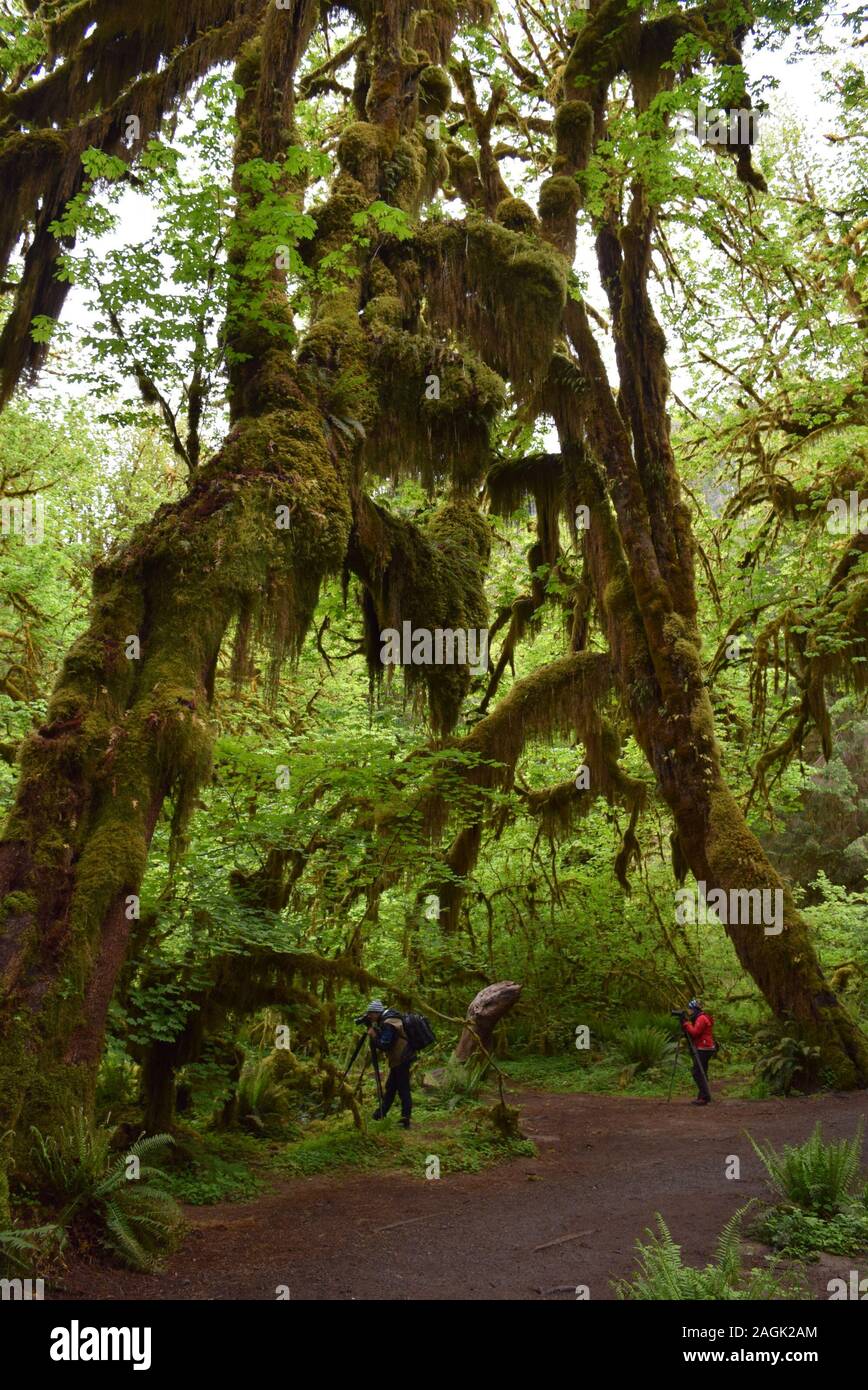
[141,1041,179,1136]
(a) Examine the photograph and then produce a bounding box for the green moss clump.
[538,173,582,247]
[539,174,582,218]
[553,100,593,170]
[603,572,634,620]
[382,135,428,211]
[363,293,404,328]
[366,327,506,489]
[1,891,37,917]
[69,815,149,943]
[302,174,369,271]
[366,260,399,298]
[494,197,539,234]
[423,140,450,199]
[337,121,388,188]
[243,345,298,414]
[417,64,452,115]
[298,310,379,435]
[408,217,567,390]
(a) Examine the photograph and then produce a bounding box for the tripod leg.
[353,1052,370,1098]
[666,1036,681,1102]
[370,1040,385,1114]
[341,1031,367,1084]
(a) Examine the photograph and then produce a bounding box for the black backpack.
[402,1012,436,1051]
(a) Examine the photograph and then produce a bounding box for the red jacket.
[683,1012,715,1049]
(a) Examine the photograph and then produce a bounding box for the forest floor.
[53,1079,868,1301]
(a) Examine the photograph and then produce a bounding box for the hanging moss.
[0,9,261,404]
[7,2,242,128]
[411,0,459,64]
[349,494,491,736]
[487,453,565,566]
[520,779,593,838]
[365,326,505,490]
[0,320,360,1165]
[363,293,405,329]
[527,349,588,445]
[405,217,567,391]
[407,649,617,843]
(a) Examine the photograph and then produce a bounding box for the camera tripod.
[340,1030,385,1114]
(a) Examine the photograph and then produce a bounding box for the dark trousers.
[380,1060,412,1120]
[692,1047,713,1097]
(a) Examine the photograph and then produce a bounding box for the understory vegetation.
[617,1125,868,1298]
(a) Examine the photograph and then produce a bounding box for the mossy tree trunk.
[0,0,475,1216]
[540,23,868,1085]
[141,1041,180,1136]
[0,31,355,1212]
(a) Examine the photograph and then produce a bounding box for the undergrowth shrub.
[752,1206,868,1260]
[755,1027,821,1096]
[620,1023,672,1071]
[29,1109,183,1271]
[749,1122,864,1217]
[613,1211,802,1300]
[0,1221,62,1277]
[236,1055,297,1136]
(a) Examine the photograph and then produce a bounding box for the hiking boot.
[399,1117,411,1129]
[372,1108,384,1120]
[690,1097,710,1106]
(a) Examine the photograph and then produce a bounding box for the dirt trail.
[57,1086,867,1301]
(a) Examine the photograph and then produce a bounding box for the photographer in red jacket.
[682,998,717,1106]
